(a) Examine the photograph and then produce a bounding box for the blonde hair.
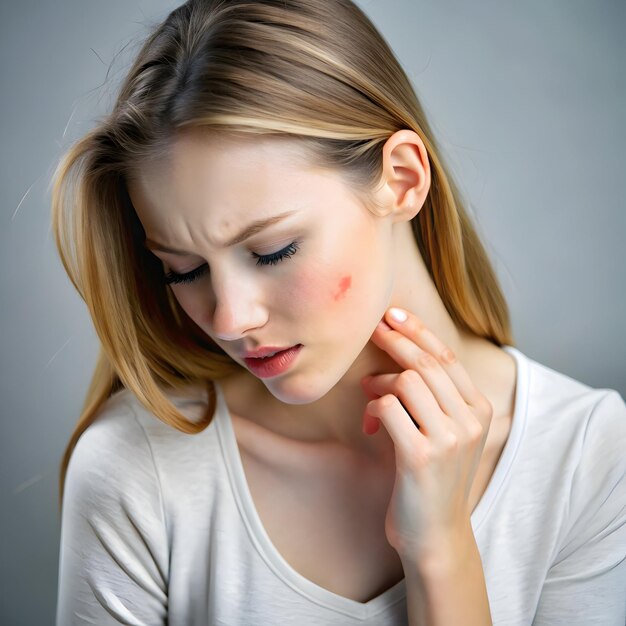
[52,0,514,510]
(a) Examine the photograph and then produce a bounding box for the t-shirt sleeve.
[56,401,169,625]
[532,389,626,626]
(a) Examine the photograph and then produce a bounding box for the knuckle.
[416,351,438,369]
[377,393,396,409]
[397,369,419,392]
[467,421,484,443]
[440,347,457,364]
[368,393,395,414]
[441,432,459,452]
[367,398,380,414]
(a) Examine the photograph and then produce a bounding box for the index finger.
[377,308,483,408]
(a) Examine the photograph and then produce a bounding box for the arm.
[531,390,626,625]
[401,520,492,626]
[56,402,169,625]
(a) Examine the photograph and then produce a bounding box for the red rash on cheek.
[332,274,352,302]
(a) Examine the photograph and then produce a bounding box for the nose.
[208,271,267,341]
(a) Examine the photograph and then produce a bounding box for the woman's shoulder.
[511,346,626,470]
[89,382,218,440]
[70,388,151,474]
[64,390,165,520]
[501,349,625,554]
[510,345,625,421]
[502,346,625,489]
[67,383,222,499]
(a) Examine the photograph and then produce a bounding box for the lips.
[243,344,303,378]
[241,345,300,359]
[253,350,283,359]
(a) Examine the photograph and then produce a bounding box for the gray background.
[1,0,624,623]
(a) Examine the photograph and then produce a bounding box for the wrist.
[400,520,478,579]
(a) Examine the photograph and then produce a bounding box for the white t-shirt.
[56,345,626,625]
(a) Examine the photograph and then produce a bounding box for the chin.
[261,374,333,406]
[263,360,345,404]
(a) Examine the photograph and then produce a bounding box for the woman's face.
[128,130,397,403]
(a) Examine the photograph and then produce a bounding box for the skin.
[127,128,516,466]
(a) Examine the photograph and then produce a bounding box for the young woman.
[53,1,626,624]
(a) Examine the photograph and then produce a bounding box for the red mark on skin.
[332,275,352,301]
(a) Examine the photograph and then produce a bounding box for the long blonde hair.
[52,0,514,510]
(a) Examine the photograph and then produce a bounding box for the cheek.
[296,271,353,307]
[161,289,213,346]
[276,265,330,311]
[168,287,204,324]
[285,265,357,312]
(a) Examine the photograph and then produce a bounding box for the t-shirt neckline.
[212,343,528,618]
[470,345,529,533]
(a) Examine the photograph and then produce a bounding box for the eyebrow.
[144,210,298,256]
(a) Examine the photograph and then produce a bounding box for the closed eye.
[163,240,301,286]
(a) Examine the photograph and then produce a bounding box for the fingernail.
[388,307,407,322]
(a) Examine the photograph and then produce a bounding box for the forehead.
[127,130,328,235]
[138,129,316,188]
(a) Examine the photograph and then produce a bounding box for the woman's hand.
[360,307,493,567]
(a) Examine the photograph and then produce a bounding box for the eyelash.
[163,240,301,286]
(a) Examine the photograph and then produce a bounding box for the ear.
[373,129,431,222]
